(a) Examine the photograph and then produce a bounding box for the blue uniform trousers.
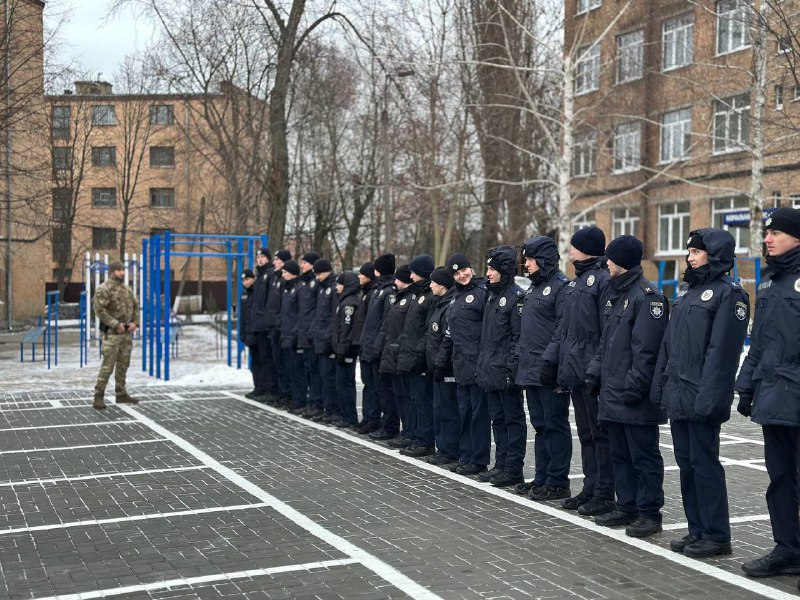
[671,420,730,543]
[392,374,413,438]
[526,386,572,487]
[335,359,358,425]
[360,360,381,425]
[763,425,800,556]
[457,383,490,467]
[571,385,614,500]
[271,333,291,398]
[411,374,434,447]
[302,347,322,410]
[374,362,399,435]
[433,380,459,459]
[487,389,527,474]
[284,348,307,409]
[319,354,338,416]
[250,333,271,395]
[607,421,665,521]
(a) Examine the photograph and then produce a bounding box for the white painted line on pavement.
[0,502,270,537]
[30,558,361,600]
[222,391,795,600]
[721,433,765,446]
[0,420,137,432]
[0,466,208,488]
[49,400,63,408]
[0,438,167,455]
[121,404,444,600]
[663,514,772,531]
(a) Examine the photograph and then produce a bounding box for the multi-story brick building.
[565,0,799,296]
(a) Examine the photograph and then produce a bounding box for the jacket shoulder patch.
[649,301,665,319]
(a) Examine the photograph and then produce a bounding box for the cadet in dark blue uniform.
[516,236,572,499]
[428,268,459,466]
[398,255,436,457]
[332,271,362,427]
[551,227,615,515]
[239,269,257,395]
[587,235,668,538]
[477,246,526,487]
[439,253,490,476]
[364,255,400,440]
[652,228,748,558]
[249,249,274,400]
[267,250,292,407]
[295,251,321,415]
[279,260,306,410]
[353,262,379,433]
[736,208,800,578]
[311,258,339,423]
[381,265,415,448]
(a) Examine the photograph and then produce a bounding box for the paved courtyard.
[0,326,797,599]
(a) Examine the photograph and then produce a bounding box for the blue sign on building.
[723,207,778,227]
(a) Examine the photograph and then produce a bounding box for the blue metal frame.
[45,291,59,369]
[79,292,87,367]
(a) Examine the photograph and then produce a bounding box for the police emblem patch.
[379,290,384,297]
[310,280,316,288]
[400,298,407,306]
[650,301,664,319]
[795,277,800,293]
[432,322,439,332]
[587,275,595,287]
[325,287,331,295]
[452,263,459,271]
[517,305,523,315]
[465,294,474,304]
[390,296,396,305]
[701,289,714,302]
[623,299,629,310]
[499,297,507,307]
[344,306,354,316]
[543,286,551,296]
[735,301,747,321]
[418,296,425,304]
[766,217,773,228]
[568,281,576,287]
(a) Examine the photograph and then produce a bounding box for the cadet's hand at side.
[737,393,753,417]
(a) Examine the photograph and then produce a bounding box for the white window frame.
[91,187,117,208]
[662,13,694,71]
[572,212,595,234]
[577,0,601,16]
[150,187,176,208]
[790,194,800,209]
[716,0,752,56]
[150,104,175,126]
[660,108,692,163]
[572,131,597,177]
[658,201,691,254]
[713,93,750,154]
[712,196,750,253]
[613,122,641,174]
[616,30,644,84]
[575,45,600,95]
[91,105,117,126]
[612,207,640,238]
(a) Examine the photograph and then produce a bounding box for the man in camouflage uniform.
[93,261,139,409]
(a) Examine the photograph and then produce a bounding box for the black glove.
[622,390,641,406]
[585,376,600,398]
[433,369,446,383]
[336,353,346,365]
[539,362,557,387]
[504,373,517,393]
[737,393,753,417]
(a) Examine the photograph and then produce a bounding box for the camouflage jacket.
[94,277,138,333]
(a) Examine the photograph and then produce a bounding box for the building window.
[92,227,117,249]
[616,30,644,84]
[91,146,116,167]
[793,86,800,102]
[613,122,641,173]
[612,207,640,238]
[51,228,71,261]
[150,104,175,125]
[778,34,792,54]
[52,188,71,221]
[150,188,175,208]
[712,196,750,253]
[572,131,597,177]
[91,187,117,208]
[572,212,595,233]
[776,84,784,110]
[575,45,600,95]
[52,147,72,172]
[658,201,691,254]
[150,146,175,167]
[717,0,751,55]
[713,93,750,154]
[661,108,692,163]
[790,194,800,209]
[51,106,70,140]
[577,0,601,15]
[91,105,117,126]
[663,13,694,71]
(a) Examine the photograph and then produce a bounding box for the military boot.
[93,391,106,410]
[116,392,139,404]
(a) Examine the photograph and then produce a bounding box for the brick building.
[565,0,800,296]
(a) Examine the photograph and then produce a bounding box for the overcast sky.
[47,0,150,81]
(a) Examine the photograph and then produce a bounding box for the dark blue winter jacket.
[379,284,414,374]
[397,279,434,374]
[359,275,396,363]
[296,271,318,349]
[331,272,362,359]
[252,264,273,332]
[427,287,455,377]
[313,273,337,355]
[440,276,487,385]
[279,277,300,350]
[264,267,283,333]
[239,285,255,347]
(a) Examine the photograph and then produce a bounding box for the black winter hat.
[409,254,435,278]
[302,251,320,265]
[256,247,271,259]
[313,258,332,274]
[395,264,413,284]
[374,253,396,276]
[765,207,800,240]
[241,268,255,279]
[359,262,375,278]
[275,249,292,262]
[430,267,454,288]
[283,260,301,276]
[605,235,643,270]
[446,252,472,273]
[571,226,606,257]
[686,231,706,251]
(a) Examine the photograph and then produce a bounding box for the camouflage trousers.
[95,333,133,396]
